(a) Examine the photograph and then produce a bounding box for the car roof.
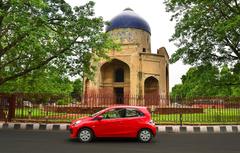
[107,105,147,110]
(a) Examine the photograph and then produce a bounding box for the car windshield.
[90,109,106,117]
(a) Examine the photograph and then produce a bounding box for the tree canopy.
[165,0,240,65]
[0,67,73,94]
[0,67,84,104]
[171,64,240,98]
[0,0,117,86]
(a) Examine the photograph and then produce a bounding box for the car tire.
[138,129,153,143]
[78,128,94,143]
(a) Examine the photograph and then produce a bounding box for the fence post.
[150,105,156,118]
[8,94,16,122]
[4,109,8,123]
[45,105,49,124]
[28,110,32,120]
[180,113,183,127]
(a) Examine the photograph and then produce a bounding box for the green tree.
[0,67,74,104]
[171,64,240,97]
[217,65,233,96]
[0,0,117,86]
[231,63,240,95]
[165,0,240,65]
[171,84,184,97]
[171,64,220,97]
[0,67,73,94]
[71,78,82,100]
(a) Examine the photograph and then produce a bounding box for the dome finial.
[124,8,133,11]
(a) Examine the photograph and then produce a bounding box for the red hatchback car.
[69,105,157,143]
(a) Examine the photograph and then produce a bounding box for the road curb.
[157,125,240,133]
[0,122,239,133]
[0,122,69,131]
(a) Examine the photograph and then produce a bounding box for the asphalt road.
[0,130,239,153]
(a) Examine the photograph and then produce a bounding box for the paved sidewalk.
[0,122,239,133]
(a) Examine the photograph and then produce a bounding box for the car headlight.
[149,120,155,125]
[73,120,81,126]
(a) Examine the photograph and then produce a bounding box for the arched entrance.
[144,76,159,95]
[100,59,130,104]
[144,76,159,105]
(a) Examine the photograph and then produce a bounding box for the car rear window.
[125,108,144,117]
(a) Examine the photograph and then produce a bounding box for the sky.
[65,0,190,90]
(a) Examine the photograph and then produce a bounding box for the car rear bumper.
[152,126,157,136]
[149,125,157,137]
[155,126,158,135]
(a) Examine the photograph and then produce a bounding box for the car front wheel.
[78,128,93,143]
[138,129,153,143]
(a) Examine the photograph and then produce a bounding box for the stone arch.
[144,76,159,95]
[100,59,130,84]
[100,59,130,104]
[144,76,159,105]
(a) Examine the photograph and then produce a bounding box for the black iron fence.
[1,93,240,125]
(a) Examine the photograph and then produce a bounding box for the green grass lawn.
[14,107,240,124]
[152,108,240,124]
[14,107,90,121]
[15,107,67,118]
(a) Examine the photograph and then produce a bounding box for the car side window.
[125,108,144,118]
[102,108,126,119]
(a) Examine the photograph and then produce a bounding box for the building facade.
[84,8,169,105]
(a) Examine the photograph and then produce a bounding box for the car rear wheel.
[138,129,153,143]
[78,128,93,143]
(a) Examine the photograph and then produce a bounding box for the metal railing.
[1,93,240,125]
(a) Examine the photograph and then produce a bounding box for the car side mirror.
[95,115,103,121]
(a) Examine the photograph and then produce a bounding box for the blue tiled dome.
[106,8,151,34]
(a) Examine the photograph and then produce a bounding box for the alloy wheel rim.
[79,130,91,141]
[140,130,151,142]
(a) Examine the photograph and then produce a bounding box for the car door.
[120,108,145,137]
[93,108,125,137]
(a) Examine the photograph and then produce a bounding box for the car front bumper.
[69,125,78,139]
